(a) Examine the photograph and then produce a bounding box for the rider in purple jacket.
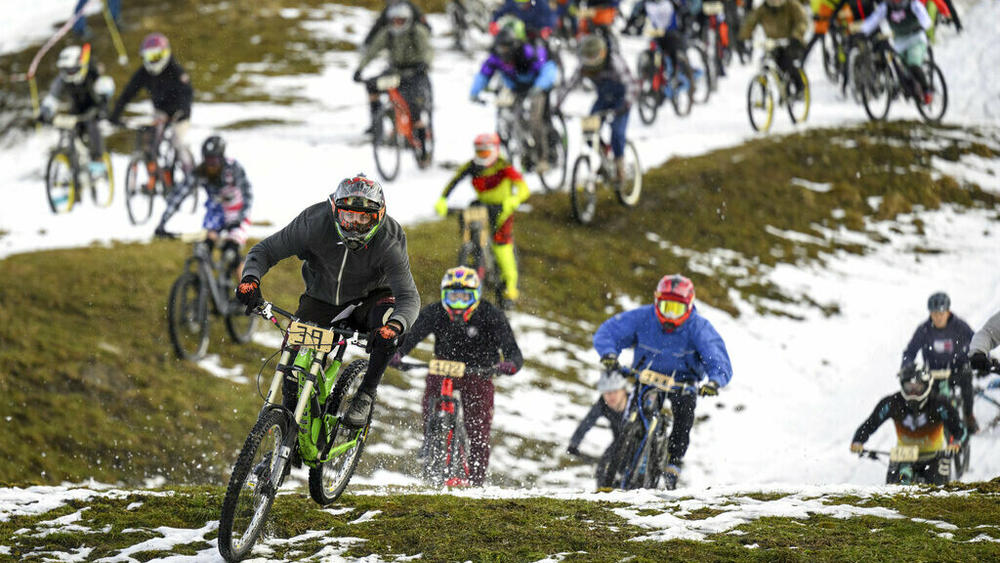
[593,274,732,489]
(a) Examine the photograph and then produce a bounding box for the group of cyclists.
[31,0,985,492]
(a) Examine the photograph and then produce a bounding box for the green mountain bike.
[218,301,373,562]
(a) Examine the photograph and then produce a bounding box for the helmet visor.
[337,208,379,233]
[143,49,167,65]
[443,288,477,309]
[657,299,688,319]
[902,378,928,396]
[476,148,495,160]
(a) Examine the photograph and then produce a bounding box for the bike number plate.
[53,114,78,129]
[287,321,336,353]
[889,445,920,463]
[429,359,466,378]
[702,1,724,15]
[377,74,401,91]
[929,369,950,381]
[581,115,602,134]
[638,369,674,391]
[496,89,517,108]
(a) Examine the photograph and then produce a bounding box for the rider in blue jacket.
[491,0,556,42]
[593,274,732,489]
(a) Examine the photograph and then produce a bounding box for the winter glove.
[600,353,619,371]
[352,69,363,83]
[850,442,864,454]
[389,352,403,368]
[375,320,403,343]
[566,444,581,456]
[698,381,720,397]
[153,225,174,239]
[434,196,449,217]
[495,361,519,375]
[235,275,262,314]
[946,441,961,455]
[970,351,990,373]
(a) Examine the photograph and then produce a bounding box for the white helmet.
[387,3,414,35]
[57,45,90,84]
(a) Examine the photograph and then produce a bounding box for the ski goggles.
[475,147,496,160]
[901,378,928,396]
[657,299,689,319]
[143,49,168,64]
[443,288,478,309]
[337,208,379,233]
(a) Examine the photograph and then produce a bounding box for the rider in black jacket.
[391,266,522,485]
[110,33,194,171]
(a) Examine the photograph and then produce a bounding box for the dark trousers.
[655,30,694,86]
[887,453,950,485]
[667,391,697,466]
[422,373,495,485]
[281,291,397,409]
[773,42,805,92]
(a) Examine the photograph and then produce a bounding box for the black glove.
[566,444,581,457]
[153,225,174,239]
[600,353,619,371]
[699,381,719,397]
[235,275,262,314]
[967,414,979,435]
[970,351,990,373]
[352,69,363,83]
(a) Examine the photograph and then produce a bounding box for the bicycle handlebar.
[250,301,371,340]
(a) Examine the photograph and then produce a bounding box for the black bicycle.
[488,86,568,192]
[597,366,696,490]
[164,231,257,361]
[218,302,373,561]
[123,116,196,225]
[855,446,954,485]
[928,368,972,478]
[856,36,947,123]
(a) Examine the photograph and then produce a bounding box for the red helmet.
[654,274,695,329]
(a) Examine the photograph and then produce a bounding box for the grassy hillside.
[0,121,997,487]
[1,481,999,560]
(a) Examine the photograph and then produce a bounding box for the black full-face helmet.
[898,364,932,411]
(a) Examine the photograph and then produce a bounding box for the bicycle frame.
[578,113,614,178]
[429,361,472,486]
[183,239,235,316]
[376,74,420,151]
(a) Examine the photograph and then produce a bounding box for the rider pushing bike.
[236,174,420,430]
[851,364,966,484]
[109,33,195,173]
[593,274,733,490]
[154,135,253,279]
[390,267,523,485]
[555,34,638,188]
[354,2,433,162]
[435,133,531,307]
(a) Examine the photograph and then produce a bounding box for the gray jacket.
[243,201,420,332]
[971,310,1000,356]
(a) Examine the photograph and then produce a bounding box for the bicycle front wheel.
[372,108,401,182]
[537,112,568,192]
[746,73,774,133]
[569,155,597,224]
[167,271,210,360]
[686,44,713,102]
[423,408,455,486]
[786,70,810,124]
[124,156,155,224]
[615,141,642,207]
[45,151,76,214]
[916,62,947,123]
[90,152,115,208]
[860,58,893,121]
[636,51,660,125]
[309,359,372,505]
[219,408,290,562]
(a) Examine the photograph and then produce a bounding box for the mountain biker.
[353,1,433,163]
[644,0,696,93]
[490,0,556,42]
[37,44,116,181]
[577,0,622,49]
[567,370,627,460]
[850,363,966,484]
[434,133,531,307]
[738,0,809,97]
[849,0,934,104]
[471,16,558,172]
[970,309,1000,375]
[154,135,253,279]
[390,267,523,486]
[555,33,638,188]
[109,33,195,173]
[236,174,420,429]
[363,0,431,46]
[901,291,977,433]
[593,274,733,489]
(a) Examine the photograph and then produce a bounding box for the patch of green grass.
[218,118,305,130]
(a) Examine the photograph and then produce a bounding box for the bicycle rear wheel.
[90,152,115,208]
[569,155,597,224]
[219,408,289,562]
[167,271,210,360]
[225,299,259,344]
[686,45,712,102]
[309,359,372,505]
[746,73,774,133]
[615,141,642,207]
[124,155,155,224]
[45,150,76,214]
[372,108,401,182]
[916,62,947,123]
